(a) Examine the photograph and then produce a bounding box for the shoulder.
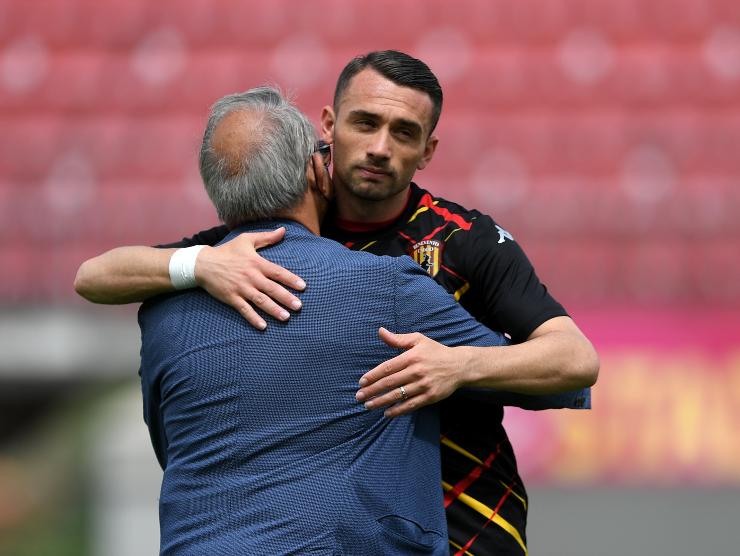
[410,186,517,260]
[411,185,516,243]
[411,184,483,226]
[426,190,510,236]
[264,232,402,287]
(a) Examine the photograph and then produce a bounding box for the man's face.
[321,69,438,204]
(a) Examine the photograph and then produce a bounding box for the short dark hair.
[333,50,443,133]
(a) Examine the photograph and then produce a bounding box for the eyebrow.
[348,110,423,135]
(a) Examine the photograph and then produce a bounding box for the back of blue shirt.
[139,221,507,555]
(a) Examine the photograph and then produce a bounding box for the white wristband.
[169,245,206,290]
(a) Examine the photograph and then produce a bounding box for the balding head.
[210,109,267,177]
[199,87,318,228]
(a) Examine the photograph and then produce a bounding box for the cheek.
[333,129,363,158]
[397,153,424,176]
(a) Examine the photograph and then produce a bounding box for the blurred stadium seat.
[0,0,738,309]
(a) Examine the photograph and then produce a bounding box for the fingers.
[358,329,427,389]
[231,298,267,331]
[252,273,303,312]
[242,287,291,323]
[356,330,455,418]
[357,351,408,389]
[362,382,415,410]
[201,229,307,327]
[360,382,434,419]
[251,227,286,249]
[258,258,306,292]
[228,282,294,330]
[229,230,306,291]
[356,353,422,404]
[378,327,421,350]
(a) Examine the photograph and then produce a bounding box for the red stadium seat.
[1,0,739,303]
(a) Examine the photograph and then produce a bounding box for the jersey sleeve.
[155,225,230,249]
[460,215,567,343]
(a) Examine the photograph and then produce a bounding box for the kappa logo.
[411,240,442,277]
[496,225,513,244]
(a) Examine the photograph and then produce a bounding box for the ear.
[306,156,318,191]
[314,152,333,201]
[320,105,336,144]
[416,134,438,171]
[307,153,333,201]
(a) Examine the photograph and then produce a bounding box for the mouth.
[357,166,392,179]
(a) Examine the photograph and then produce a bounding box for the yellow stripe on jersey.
[444,227,464,242]
[358,240,378,251]
[454,282,470,301]
[448,538,475,555]
[442,482,528,555]
[407,205,429,224]
[500,480,527,511]
[441,436,484,465]
[407,200,442,224]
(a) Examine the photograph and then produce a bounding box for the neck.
[275,199,324,236]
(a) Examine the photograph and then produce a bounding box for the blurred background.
[1,0,739,554]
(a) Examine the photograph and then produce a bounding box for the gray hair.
[199,86,317,227]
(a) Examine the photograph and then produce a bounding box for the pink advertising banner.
[504,306,740,486]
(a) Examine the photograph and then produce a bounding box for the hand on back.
[195,227,306,330]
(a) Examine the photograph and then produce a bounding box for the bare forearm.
[74,246,175,304]
[459,321,599,394]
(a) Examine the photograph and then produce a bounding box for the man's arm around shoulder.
[74,227,306,329]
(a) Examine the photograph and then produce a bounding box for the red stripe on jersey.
[455,484,514,556]
[440,264,465,281]
[398,231,416,246]
[420,193,473,231]
[422,222,450,241]
[444,446,500,509]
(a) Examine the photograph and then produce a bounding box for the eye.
[354,119,376,130]
[394,128,415,141]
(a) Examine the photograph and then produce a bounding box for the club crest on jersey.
[412,240,442,277]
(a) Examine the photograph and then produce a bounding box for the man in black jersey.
[76,51,599,555]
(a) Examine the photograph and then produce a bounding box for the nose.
[366,129,391,161]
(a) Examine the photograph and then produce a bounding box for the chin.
[349,182,407,202]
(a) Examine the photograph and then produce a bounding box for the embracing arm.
[74,245,175,304]
[358,314,598,417]
[456,315,599,393]
[356,214,600,417]
[74,227,306,329]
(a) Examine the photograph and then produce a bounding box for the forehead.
[337,69,434,132]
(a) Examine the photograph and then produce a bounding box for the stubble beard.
[340,165,407,203]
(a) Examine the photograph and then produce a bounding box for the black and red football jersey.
[323,183,567,555]
[322,183,566,344]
